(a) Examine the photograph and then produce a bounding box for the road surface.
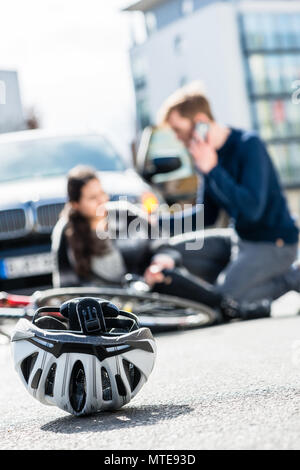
[1,292,300,450]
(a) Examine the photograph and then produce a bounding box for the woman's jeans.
[153,228,298,305]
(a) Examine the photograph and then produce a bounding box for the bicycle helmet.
[11,297,156,416]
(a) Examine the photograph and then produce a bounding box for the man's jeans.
[168,228,298,303]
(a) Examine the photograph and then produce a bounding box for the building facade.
[0,70,25,134]
[124,0,300,219]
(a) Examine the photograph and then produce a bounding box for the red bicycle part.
[0,292,32,308]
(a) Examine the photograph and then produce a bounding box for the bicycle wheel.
[32,286,219,332]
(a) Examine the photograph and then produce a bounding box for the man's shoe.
[284,262,300,293]
[239,299,271,321]
[220,297,240,321]
[221,297,271,322]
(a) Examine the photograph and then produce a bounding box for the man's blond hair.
[157,81,214,125]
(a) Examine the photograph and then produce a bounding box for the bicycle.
[0,279,219,341]
[0,202,220,340]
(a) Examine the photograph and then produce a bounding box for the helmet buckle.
[77,298,107,335]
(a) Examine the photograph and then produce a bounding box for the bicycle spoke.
[1,286,218,332]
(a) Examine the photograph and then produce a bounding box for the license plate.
[0,252,54,279]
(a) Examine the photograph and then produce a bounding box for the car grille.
[0,208,28,239]
[36,203,65,232]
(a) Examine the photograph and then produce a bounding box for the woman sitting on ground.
[51,165,271,321]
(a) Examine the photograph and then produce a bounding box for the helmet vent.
[21,352,38,383]
[123,360,141,392]
[69,361,86,413]
[101,367,112,401]
[115,374,127,397]
[45,363,57,397]
[31,368,43,390]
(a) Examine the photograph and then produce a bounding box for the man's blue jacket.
[202,128,299,244]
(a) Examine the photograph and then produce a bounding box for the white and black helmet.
[11,297,156,416]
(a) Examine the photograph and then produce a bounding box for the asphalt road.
[1,292,300,450]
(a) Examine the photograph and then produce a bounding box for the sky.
[0,0,141,159]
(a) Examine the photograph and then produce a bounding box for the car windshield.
[0,135,127,182]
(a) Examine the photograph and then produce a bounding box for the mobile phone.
[195,122,209,141]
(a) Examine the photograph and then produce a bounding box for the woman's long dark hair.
[63,165,111,278]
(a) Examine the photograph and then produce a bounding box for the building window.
[137,98,151,130]
[182,0,194,16]
[174,34,184,54]
[275,14,294,49]
[145,12,157,35]
[179,76,188,87]
[242,13,264,51]
[242,13,300,53]
[240,11,300,186]
[0,80,6,105]
[265,55,283,95]
[132,56,148,91]
[248,54,268,95]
